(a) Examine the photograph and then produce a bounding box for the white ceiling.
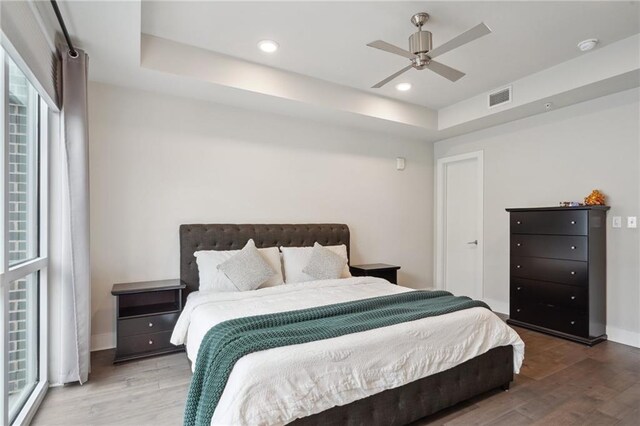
[47,1,639,140]
[141,1,640,109]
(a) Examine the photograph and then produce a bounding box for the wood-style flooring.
[32,325,640,425]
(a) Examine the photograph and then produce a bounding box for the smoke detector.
[577,39,598,52]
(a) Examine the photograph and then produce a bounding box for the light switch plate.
[396,157,406,171]
[628,216,637,228]
[612,216,622,228]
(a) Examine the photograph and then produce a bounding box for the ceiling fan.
[367,12,492,88]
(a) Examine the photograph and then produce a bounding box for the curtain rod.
[50,0,78,58]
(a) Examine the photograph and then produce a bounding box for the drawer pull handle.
[571,296,576,300]
[517,287,522,291]
[148,322,154,327]
[516,308,521,312]
[570,321,575,325]
[516,221,522,225]
[516,243,521,247]
[570,271,576,275]
[148,340,154,345]
[516,265,521,269]
[571,220,576,225]
[571,246,577,250]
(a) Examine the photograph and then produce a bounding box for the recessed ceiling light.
[577,39,598,52]
[258,40,279,53]
[395,83,412,91]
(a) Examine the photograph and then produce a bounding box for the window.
[8,58,39,267]
[1,51,49,425]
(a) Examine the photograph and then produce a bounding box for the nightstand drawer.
[117,330,174,357]
[118,312,179,337]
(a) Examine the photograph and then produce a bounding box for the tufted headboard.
[180,223,350,296]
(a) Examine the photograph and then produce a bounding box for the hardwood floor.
[32,325,639,425]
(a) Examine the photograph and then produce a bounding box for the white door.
[436,152,483,299]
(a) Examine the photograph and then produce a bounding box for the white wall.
[434,88,640,347]
[88,82,434,350]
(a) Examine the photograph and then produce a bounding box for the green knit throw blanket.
[184,290,489,426]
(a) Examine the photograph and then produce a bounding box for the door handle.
[467,240,478,245]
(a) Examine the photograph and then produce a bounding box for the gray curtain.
[56,48,91,384]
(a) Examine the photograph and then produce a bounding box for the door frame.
[435,150,484,298]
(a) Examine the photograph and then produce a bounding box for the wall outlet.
[628,216,637,228]
[396,157,406,171]
[612,216,622,228]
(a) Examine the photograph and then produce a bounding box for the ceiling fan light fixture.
[577,38,598,52]
[395,83,412,91]
[258,40,279,53]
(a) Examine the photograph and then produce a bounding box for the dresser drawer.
[511,278,588,310]
[116,330,174,357]
[510,210,588,235]
[510,303,588,337]
[511,235,587,261]
[118,312,179,337]
[511,256,587,285]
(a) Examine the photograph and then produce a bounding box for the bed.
[174,223,524,425]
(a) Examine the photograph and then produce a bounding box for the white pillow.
[280,244,351,284]
[195,244,283,292]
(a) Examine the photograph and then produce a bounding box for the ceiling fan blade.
[427,22,492,59]
[367,40,417,60]
[426,60,465,82]
[371,64,414,88]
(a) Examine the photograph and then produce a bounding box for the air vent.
[488,86,512,108]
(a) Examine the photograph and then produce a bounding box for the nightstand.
[350,264,401,284]
[111,279,185,363]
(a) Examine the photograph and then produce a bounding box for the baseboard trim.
[606,325,640,348]
[91,332,115,352]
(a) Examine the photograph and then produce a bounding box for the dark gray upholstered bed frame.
[179,223,513,425]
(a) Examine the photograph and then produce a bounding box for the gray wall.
[87,82,434,350]
[434,88,640,347]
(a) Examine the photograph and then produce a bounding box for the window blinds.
[1,0,60,109]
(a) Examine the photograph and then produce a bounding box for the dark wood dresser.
[505,206,609,345]
[111,279,185,363]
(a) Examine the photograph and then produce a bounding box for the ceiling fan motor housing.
[409,30,432,55]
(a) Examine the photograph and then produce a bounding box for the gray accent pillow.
[302,242,348,280]
[217,239,276,291]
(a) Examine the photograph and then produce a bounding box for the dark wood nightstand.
[350,264,401,284]
[111,279,185,363]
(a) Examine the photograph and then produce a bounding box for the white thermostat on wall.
[396,157,406,171]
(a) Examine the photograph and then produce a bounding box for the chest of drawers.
[505,206,609,345]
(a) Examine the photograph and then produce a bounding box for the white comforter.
[171,277,525,426]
